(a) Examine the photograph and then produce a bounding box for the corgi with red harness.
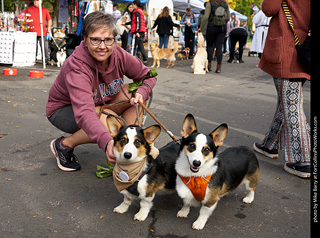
[175,114,259,230]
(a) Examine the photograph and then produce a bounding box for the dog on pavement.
[191,32,208,74]
[177,47,190,60]
[50,46,66,67]
[150,42,179,69]
[107,115,179,221]
[175,114,259,230]
[56,47,66,67]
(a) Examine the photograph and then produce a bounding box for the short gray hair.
[82,11,118,37]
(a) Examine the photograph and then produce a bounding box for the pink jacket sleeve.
[65,70,112,151]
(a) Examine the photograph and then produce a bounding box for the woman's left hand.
[130,92,143,105]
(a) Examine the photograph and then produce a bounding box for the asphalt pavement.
[0,51,311,238]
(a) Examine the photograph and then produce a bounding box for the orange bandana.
[178,174,212,201]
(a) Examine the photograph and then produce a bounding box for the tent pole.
[39,0,46,69]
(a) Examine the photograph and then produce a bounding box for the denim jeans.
[158,34,169,48]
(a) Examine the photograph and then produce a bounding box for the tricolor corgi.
[175,114,259,230]
[107,115,179,221]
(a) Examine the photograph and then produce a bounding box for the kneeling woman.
[46,12,156,171]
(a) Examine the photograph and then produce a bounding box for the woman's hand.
[130,92,143,105]
[106,140,116,163]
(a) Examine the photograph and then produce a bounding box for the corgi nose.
[124,152,132,159]
[193,160,201,167]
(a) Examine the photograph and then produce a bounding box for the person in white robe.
[250,10,271,58]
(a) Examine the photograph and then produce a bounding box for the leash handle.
[138,100,179,142]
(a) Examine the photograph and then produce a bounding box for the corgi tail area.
[216,146,259,203]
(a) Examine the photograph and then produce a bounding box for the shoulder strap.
[281,0,300,45]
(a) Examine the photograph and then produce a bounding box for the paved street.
[0,52,311,238]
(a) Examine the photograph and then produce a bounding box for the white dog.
[56,47,66,68]
[191,32,208,74]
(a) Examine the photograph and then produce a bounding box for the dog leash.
[99,99,178,142]
[137,100,178,142]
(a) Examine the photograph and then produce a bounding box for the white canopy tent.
[172,0,206,12]
[171,0,247,21]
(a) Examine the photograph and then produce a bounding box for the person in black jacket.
[152,6,180,48]
[200,0,230,73]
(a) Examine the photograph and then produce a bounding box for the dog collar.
[178,174,212,201]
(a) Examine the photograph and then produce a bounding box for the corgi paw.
[177,207,190,218]
[113,204,129,214]
[242,192,254,204]
[134,211,148,221]
[192,219,206,230]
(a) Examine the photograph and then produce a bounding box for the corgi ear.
[106,115,123,138]
[143,125,161,144]
[143,125,161,159]
[181,113,197,138]
[210,123,228,147]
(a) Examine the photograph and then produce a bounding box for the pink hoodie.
[46,41,157,151]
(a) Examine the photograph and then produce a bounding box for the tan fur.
[192,33,209,74]
[146,180,166,197]
[181,114,198,138]
[243,168,260,191]
[210,124,228,147]
[150,43,179,69]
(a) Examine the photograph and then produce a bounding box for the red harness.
[178,174,212,201]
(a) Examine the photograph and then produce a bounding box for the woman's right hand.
[106,140,116,163]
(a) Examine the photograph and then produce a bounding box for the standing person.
[227,26,248,63]
[152,6,180,49]
[131,0,148,65]
[197,2,208,37]
[225,12,240,55]
[200,0,230,73]
[180,8,198,59]
[250,7,271,59]
[253,0,311,178]
[46,12,157,171]
[27,0,52,64]
[120,3,134,51]
[113,3,122,23]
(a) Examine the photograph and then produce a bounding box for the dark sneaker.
[253,143,279,159]
[284,162,311,178]
[50,137,81,171]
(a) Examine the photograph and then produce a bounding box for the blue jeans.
[158,34,169,48]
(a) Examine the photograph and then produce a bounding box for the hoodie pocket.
[263,36,283,64]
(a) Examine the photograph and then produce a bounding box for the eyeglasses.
[89,37,115,46]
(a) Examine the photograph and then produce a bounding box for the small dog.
[177,47,190,60]
[53,28,66,40]
[191,32,208,74]
[149,42,179,68]
[107,115,179,221]
[175,114,259,230]
[56,47,66,67]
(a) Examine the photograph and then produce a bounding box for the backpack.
[213,5,228,26]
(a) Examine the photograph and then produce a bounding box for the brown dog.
[150,43,179,68]
[177,47,190,60]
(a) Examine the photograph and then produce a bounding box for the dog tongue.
[190,166,199,173]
